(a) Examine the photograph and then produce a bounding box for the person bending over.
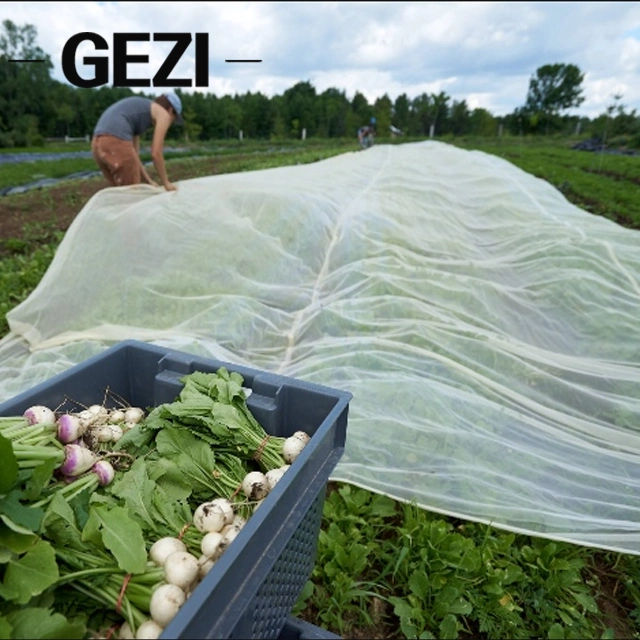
[92,93,183,191]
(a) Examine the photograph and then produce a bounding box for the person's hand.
[148,179,159,187]
[164,182,177,192]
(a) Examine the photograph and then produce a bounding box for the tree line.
[1,20,639,148]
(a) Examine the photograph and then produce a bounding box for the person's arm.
[150,103,176,191]
[133,135,158,186]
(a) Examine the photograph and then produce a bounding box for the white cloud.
[2,1,640,118]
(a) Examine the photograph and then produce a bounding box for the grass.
[1,135,640,638]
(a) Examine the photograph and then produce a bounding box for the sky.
[3,1,640,119]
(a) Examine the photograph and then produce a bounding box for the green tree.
[0,20,55,142]
[524,63,585,133]
[373,94,393,138]
[469,108,497,136]
[282,81,317,138]
[393,94,410,132]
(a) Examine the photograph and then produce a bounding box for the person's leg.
[92,136,141,186]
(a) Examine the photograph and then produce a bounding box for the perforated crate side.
[228,488,326,639]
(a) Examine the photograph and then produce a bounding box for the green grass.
[1,135,640,638]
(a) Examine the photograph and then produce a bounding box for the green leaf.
[408,570,430,601]
[573,590,599,614]
[0,539,58,604]
[6,607,85,639]
[80,507,103,548]
[23,459,57,502]
[109,458,156,530]
[548,623,565,639]
[0,617,12,639]
[439,614,458,640]
[0,520,37,554]
[0,491,44,533]
[92,505,147,574]
[0,434,18,494]
[42,493,84,550]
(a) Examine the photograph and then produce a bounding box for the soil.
[0,157,223,250]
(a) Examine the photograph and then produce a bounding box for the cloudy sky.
[3,1,640,118]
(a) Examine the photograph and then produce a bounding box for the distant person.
[91,93,183,191]
[358,117,377,149]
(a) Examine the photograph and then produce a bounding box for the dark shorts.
[92,135,141,186]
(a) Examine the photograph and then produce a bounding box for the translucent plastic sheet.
[1,140,640,554]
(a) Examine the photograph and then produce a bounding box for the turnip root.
[265,467,288,491]
[282,431,310,464]
[242,471,269,500]
[124,407,145,424]
[220,525,239,545]
[149,583,186,628]
[24,405,56,426]
[118,621,135,639]
[149,537,187,567]
[198,554,216,579]
[135,620,164,639]
[92,460,115,486]
[59,444,100,476]
[57,414,87,443]
[209,498,234,526]
[90,424,123,443]
[109,409,126,424]
[200,531,224,559]
[193,502,225,533]
[163,551,199,590]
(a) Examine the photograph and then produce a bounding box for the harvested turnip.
[59,444,100,477]
[164,551,199,591]
[208,498,234,526]
[242,471,269,500]
[57,414,87,443]
[149,537,187,567]
[200,531,224,559]
[149,583,186,628]
[135,619,164,639]
[282,431,310,463]
[193,502,226,533]
[124,407,145,424]
[23,405,56,426]
[91,460,115,486]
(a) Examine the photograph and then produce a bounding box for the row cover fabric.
[1,140,639,554]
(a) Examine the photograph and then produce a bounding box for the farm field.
[0,136,639,639]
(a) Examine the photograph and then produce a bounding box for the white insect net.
[1,141,640,554]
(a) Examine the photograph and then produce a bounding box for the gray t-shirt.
[93,97,153,141]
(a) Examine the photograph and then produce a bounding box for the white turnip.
[118,621,134,639]
[282,431,310,464]
[209,497,234,525]
[149,537,187,567]
[91,460,115,486]
[242,471,269,500]
[59,444,100,476]
[124,407,145,424]
[265,467,287,491]
[57,414,87,443]
[200,531,224,559]
[163,551,199,591]
[135,619,164,639]
[23,405,56,426]
[149,583,186,628]
[198,554,216,579]
[193,502,225,533]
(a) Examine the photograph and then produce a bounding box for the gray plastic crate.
[0,340,352,639]
[278,616,341,639]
